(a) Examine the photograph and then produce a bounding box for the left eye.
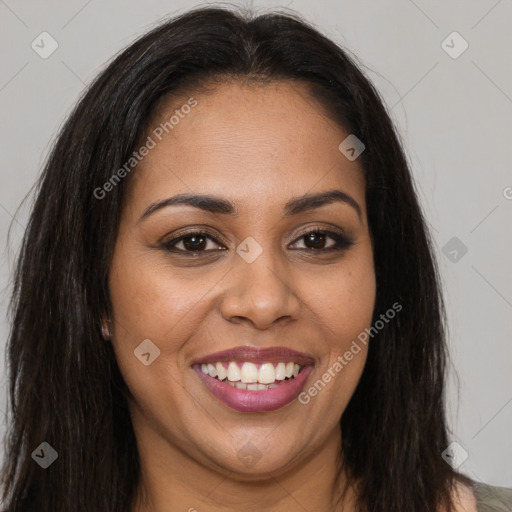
[162,229,354,254]
[291,230,353,251]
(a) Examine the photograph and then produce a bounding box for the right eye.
[161,230,227,255]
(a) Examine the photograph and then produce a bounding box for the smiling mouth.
[198,361,305,390]
[192,361,313,412]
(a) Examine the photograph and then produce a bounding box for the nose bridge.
[220,237,300,329]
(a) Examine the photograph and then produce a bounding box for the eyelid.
[159,226,231,248]
[292,224,350,241]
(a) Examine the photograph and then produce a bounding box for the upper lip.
[192,346,315,366]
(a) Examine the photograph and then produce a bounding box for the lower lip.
[193,365,313,412]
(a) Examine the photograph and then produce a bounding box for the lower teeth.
[218,376,294,390]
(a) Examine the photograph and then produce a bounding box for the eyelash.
[161,228,355,256]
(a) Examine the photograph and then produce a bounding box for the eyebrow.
[138,189,362,223]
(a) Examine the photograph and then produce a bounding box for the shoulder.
[472,481,512,512]
[449,480,512,512]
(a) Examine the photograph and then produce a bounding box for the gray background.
[0,0,511,488]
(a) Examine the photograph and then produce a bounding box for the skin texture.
[107,79,377,511]
[452,483,478,512]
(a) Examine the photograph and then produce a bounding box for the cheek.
[298,268,374,420]
[108,247,218,344]
[106,246,234,412]
[106,248,210,399]
[107,251,210,431]
[299,249,375,406]
[307,250,376,344]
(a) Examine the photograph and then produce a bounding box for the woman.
[1,6,510,512]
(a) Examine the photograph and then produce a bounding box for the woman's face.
[108,80,376,478]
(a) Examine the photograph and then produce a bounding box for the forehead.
[125,80,366,217]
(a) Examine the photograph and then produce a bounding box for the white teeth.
[258,363,276,384]
[227,362,241,382]
[200,360,305,387]
[216,362,227,381]
[207,363,217,378]
[235,382,274,391]
[240,362,258,383]
[275,362,286,380]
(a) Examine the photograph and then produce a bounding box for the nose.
[220,250,301,330]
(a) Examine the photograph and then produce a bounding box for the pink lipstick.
[191,346,314,412]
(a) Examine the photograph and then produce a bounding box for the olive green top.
[474,482,512,511]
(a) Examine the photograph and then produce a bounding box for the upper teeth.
[200,361,302,384]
